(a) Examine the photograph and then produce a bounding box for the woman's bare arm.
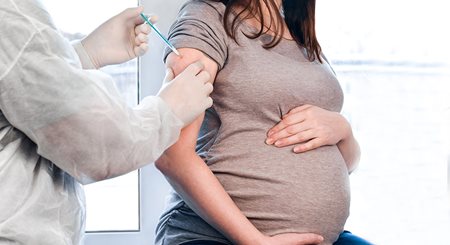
[336,131,361,173]
[155,48,267,244]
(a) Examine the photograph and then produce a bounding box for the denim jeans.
[180,231,373,245]
[158,202,373,245]
[333,231,373,245]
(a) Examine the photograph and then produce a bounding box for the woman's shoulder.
[180,0,226,18]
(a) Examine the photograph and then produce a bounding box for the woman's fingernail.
[275,141,282,147]
[265,139,273,145]
[268,131,274,136]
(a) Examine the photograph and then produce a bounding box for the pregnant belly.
[206,138,350,244]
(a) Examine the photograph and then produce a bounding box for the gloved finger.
[204,97,214,109]
[135,32,149,45]
[163,68,175,84]
[196,70,211,83]
[134,13,158,25]
[134,43,148,57]
[135,23,152,35]
[182,62,205,77]
[148,15,159,23]
[121,6,144,20]
[204,82,214,95]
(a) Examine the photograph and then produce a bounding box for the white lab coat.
[0,0,183,244]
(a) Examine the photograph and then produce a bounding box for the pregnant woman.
[155,0,371,244]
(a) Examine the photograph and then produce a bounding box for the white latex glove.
[81,6,156,68]
[157,62,214,126]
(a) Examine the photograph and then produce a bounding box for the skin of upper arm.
[166,48,218,81]
[159,48,218,160]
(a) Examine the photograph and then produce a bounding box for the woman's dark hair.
[213,0,322,62]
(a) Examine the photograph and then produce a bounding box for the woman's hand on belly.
[266,104,350,151]
[265,104,361,172]
[262,233,324,245]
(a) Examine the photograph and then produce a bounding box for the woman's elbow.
[155,148,195,176]
[155,153,172,174]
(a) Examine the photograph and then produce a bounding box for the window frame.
[83,167,158,244]
[83,6,175,240]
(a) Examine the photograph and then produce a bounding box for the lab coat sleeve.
[71,40,97,70]
[0,25,184,184]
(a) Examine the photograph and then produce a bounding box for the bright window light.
[317,0,450,244]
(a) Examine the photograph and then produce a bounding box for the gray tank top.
[161,1,350,244]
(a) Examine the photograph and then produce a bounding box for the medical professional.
[0,0,213,244]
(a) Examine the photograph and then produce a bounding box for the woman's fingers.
[266,122,311,145]
[268,112,307,137]
[273,129,316,148]
[269,232,324,245]
[283,104,312,119]
[293,138,323,153]
[266,105,345,152]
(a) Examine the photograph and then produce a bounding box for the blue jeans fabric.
[157,202,373,245]
[179,231,373,245]
[181,241,228,245]
[333,231,373,245]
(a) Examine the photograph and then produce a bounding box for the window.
[317,0,450,244]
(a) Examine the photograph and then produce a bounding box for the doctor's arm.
[0,22,211,184]
[155,49,323,245]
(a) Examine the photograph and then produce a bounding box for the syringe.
[140,13,180,56]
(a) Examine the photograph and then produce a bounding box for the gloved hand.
[158,62,214,126]
[81,6,156,68]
